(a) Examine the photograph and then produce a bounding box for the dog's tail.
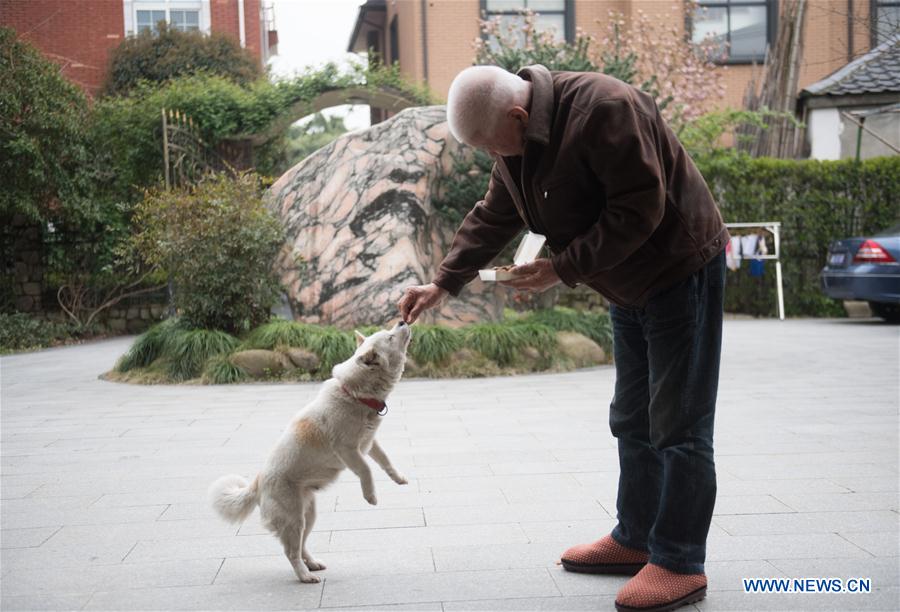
[208,473,260,523]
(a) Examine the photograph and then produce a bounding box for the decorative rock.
[268,105,505,328]
[231,349,292,377]
[556,331,606,367]
[285,348,320,371]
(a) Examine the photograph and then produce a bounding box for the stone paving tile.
[84,582,324,611]
[443,595,618,610]
[432,541,570,572]
[215,549,435,585]
[424,500,606,526]
[0,526,60,549]
[0,592,94,611]
[767,556,900,588]
[839,530,900,558]
[1,558,222,596]
[326,523,529,552]
[705,533,872,561]
[320,568,560,607]
[714,510,899,536]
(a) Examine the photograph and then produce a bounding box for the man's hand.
[398,283,449,324]
[499,258,561,292]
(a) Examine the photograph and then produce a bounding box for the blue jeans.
[608,250,725,575]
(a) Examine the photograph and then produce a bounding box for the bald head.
[446,66,532,151]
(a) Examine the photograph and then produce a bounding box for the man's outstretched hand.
[398,283,449,324]
[500,258,562,292]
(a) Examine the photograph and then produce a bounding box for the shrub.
[242,319,317,350]
[408,325,463,365]
[104,23,261,96]
[132,172,285,334]
[463,322,555,366]
[116,317,187,371]
[0,313,70,353]
[0,28,92,223]
[305,328,356,372]
[165,329,239,381]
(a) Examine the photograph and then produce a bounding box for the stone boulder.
[268,106,505,328]
[285,348,320,371]
[556,332,607,367]
[231,349,292,377]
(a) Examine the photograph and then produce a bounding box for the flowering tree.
[473,5,726,131]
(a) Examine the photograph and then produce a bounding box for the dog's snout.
[398,320,407,327]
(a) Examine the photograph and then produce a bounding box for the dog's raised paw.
[393,474,409,485]
[364,492,378,505]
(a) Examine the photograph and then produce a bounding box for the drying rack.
[725,222,784,321]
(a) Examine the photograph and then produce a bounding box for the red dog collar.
[341,385,387,416]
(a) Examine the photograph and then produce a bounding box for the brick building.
[1,0,278,96]
[348,0,898,117]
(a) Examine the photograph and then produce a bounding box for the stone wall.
[9,215,44,314]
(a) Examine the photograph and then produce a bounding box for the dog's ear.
[354,330,366,347]
[359,349,379,367]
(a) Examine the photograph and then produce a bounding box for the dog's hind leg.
[300,493,326,571]
[279,522,318,583]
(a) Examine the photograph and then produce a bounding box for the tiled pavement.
[1,318,897,611]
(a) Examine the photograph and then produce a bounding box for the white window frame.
[123,0,211,36]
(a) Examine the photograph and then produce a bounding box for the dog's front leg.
[335,446,377,505]
[369,439,408,485]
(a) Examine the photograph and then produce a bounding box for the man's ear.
[509,106,529,125]
[359,349,379,366]
[354,330,366,347]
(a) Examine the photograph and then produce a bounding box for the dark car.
[821,222,900,322]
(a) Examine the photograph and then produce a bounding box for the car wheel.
[868,301,900,323]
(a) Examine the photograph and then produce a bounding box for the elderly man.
[398,64,727,612]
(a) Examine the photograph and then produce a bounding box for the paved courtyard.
[1,318,898,611]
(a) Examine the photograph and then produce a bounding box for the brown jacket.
[432,65,729,307]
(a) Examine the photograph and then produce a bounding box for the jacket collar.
[516,64,553,147]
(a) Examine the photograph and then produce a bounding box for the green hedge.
[697,155,900,317]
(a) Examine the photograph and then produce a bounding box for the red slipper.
[560,534,649,575]
[615,563,707,612]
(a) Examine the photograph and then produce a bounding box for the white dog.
[208,321,411,583]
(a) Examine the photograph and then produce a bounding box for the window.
[692,0,774,63]
[874,1,900,45]
[483,0,572,45]
[131,2,205,35]
[389,16,399,65]
[136,9,166,33]
[170,10,200,32]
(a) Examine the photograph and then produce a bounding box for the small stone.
[556,331,606,368]
[231,349,291,377]
[126,307,139,319]
[108,319,127,333]
[140,308,150,320]
[285,348,319,371]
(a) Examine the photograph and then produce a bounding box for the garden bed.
[102,308,613,384]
